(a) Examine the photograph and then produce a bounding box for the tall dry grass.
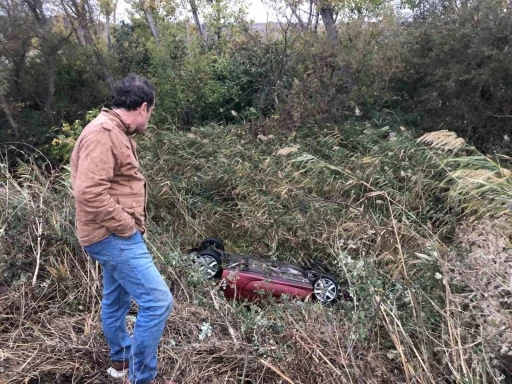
[1,125,510,383]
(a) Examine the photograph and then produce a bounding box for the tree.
[21,0,76,126]
[201,0,247,43]
[189,0,204,39]
[143,6,160,39]
[99,0,115,48]
[317,0,338,43]
[129,0,160,39]
[0,63,19,137]
[60,0,115,90]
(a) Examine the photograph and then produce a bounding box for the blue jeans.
[84,231,173,384]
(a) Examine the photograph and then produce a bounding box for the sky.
[246,0,281,22]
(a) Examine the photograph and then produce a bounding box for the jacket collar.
[101,108,136,135]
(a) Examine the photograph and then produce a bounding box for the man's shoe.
[107,360,129,378]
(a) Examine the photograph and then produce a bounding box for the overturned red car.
[189,238,350,305]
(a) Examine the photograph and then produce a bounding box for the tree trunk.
[65,0,115,90]
[83,27,115,91]
[74,30,85,46]
[189,0,203,39]
[214,1,222,41]
[291,7,305,31]
[307,0,314,30]
[313,11,320,33]
[0,95,20,137]
[86,0,98,36]
[318,0,339,44]
[94,46,114,91]
[23,0,76,126]
[105,13,111,49]
[24,0,55,125]
[14,51,27,93]
[317,0,354,91]
[112,0,119,23]
[44,56,55,126]
[143,7,159,40]
[185,21,193,56]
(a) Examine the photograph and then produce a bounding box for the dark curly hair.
[112,74,155,111]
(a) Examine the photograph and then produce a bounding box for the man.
[70,74,176,384]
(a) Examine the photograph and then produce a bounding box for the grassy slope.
[1,121,510,383]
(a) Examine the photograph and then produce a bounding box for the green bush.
[388,0,512,154]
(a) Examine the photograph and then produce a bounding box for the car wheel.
[313,275,339,304]
[198,237,225,252]
[195,251,223,279]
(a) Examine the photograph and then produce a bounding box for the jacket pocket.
[118,196,145,217]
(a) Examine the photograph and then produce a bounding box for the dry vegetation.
[1,122,511,383]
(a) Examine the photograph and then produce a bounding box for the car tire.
[198,237,225,252]
[312,275,339,304]
[195,251,223,279]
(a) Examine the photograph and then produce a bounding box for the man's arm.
[73,129,136,237]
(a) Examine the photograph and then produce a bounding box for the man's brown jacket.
[70,108,147,246]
